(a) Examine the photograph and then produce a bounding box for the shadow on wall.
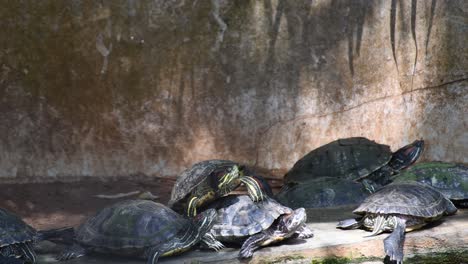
[0,0,465,179]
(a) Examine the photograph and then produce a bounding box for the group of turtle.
[0,137,466,264]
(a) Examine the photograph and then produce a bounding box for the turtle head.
[277,208,307,236]
[218,165,241,194]
[389,139,424,171]
[193,208,217,235]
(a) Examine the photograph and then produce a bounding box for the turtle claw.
[187,196,199,217]
[201,233,225,251]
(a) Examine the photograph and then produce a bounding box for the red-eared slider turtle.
[205,195,313,259]
[337,183,457,263]
[168,159,266,217]
[391,162,468,207]
[0,207,73,264]
[284,137,424,187]
[276,177,374,209]
[56,200,217,264]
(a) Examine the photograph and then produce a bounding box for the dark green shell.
[0,208,36,247]
[354,183,457,218]
[168,160,241,210]
[392,162,468,201]
[76,200,190,249]
[285,137,392,184]
[209,195,291,242]
[276,177,371,209]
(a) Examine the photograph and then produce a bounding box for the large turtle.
[168,159,266,217]
[0,207,73,264]
[391,162,468,207]
[337,183,457,264]
[284,137,424,187]
[204,195,313,259]
[56,200,217,264]
[276,177,374,209]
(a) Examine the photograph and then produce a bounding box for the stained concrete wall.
[0,0,466,182]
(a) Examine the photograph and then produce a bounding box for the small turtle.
[391,162,468,207]
[276,177,374,209]
[0,207,73,264]
[205,195,313,259]
[56,200,217,264]
[168,159,266,217]
[284,137,424,187]
[337,183,457,264]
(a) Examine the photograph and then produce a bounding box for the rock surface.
[0,1,467,181]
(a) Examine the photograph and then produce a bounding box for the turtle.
[204,195,313,259]
[284,137,424,187]
[0,256,25,264]
[0,207,73,264]
[56,199,217,264]
[391,162,468,207]
[337,183,457,264]
[168,159,266,217]
[276,176,376,209]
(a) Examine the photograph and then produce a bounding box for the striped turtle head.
[218,165,242,195]
[193,209,218,235]
[389,139,424,171]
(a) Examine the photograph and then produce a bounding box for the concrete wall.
[0,0,466,182]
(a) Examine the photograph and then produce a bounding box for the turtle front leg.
[187,196,200,217]
[293,225,314,239]
[383,217,406,264]
[56,243,87,261]
[240,176,265,202]
[200,233,225,251]
[239,233,268,259]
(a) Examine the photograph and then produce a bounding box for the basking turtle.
[205,195,313,259]
[168,159,266,217]
[391,162,468,207]
[284,137,424,187]
[276,177,374,209]
[0,207,73,264]
[56,200,217,264]
[337,183,457,264]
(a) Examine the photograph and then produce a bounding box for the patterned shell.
[354,183,457,218]
[210,195,291,241]
[285,137,392,183]
[76,200,190,249]
[392,162,468,201]
[0,208,36,247]
[276,177,370,209]
[168,160,239,207]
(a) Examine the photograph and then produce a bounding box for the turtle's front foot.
[56,244,87,261]
[201,233,225,251]
[187,196,200,217]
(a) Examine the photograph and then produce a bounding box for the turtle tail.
[36,227,75,244]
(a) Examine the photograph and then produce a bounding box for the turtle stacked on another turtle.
[277,137,424,209]
[391,162,468,207]
[168,159,267,217]
[337,183,457,264]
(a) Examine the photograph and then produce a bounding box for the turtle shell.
[276,177,370,209]
[168,160,241,211]
[353,183,457,218]
[392,162,468,202]
[76,200,190,250]
[209,195,292,242]
[0,208,36,248]
[285,137,392,184]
